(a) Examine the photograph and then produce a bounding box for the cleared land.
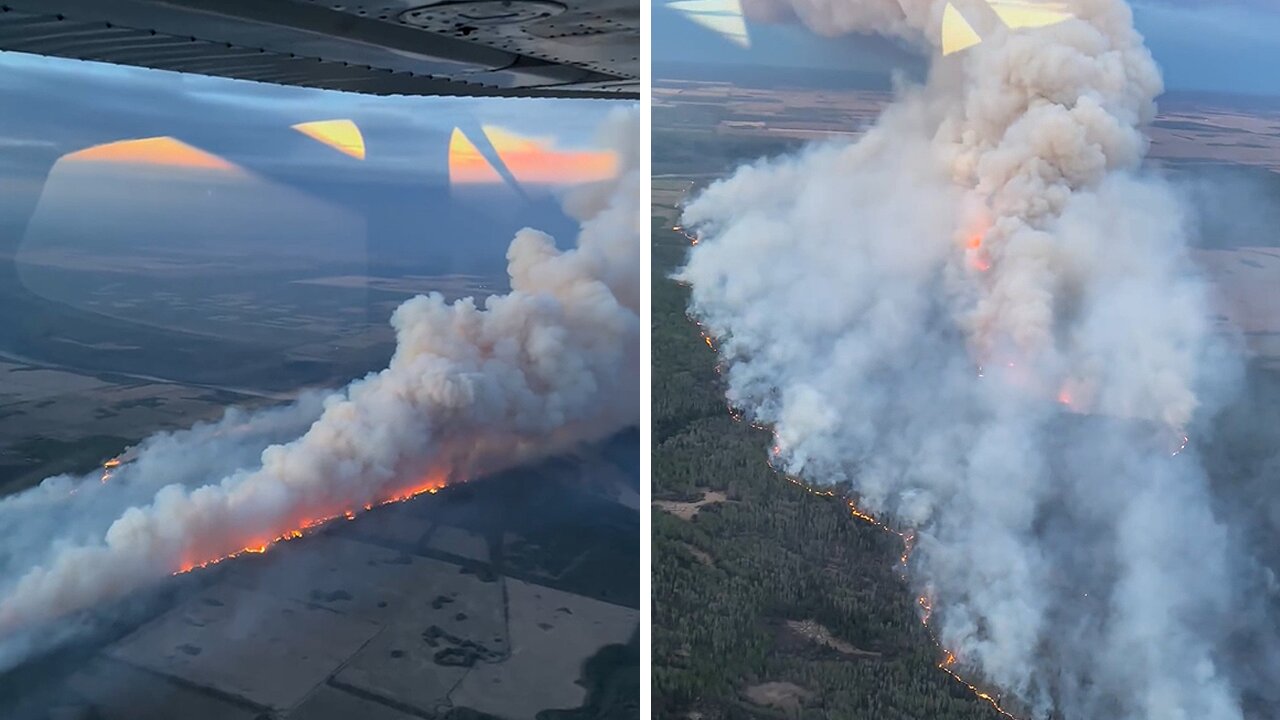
[653,489,728,521]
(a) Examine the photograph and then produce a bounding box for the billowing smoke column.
[0,108,638,667]
[679,2,1275,719]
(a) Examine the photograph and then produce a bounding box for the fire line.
[171,473,447,576]
[689,282,1024,718]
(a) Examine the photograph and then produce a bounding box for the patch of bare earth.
[653,490,728,520]
[742,681,812,715]
[785,619,881,658]
[680,542,713,566]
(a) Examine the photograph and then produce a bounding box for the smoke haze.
[679,2,1277,718]
[0,108,639,668]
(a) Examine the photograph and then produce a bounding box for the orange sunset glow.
[292,119,365,160]
[62,136,243,173]
[448,126,618,186]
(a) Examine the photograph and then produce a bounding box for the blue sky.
[1134,0,1280,95]
[654,0,1280,96]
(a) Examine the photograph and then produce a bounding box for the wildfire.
[776,468,1024,719]
[852,494,1022,718]
[689,315,718,353]
[784,475,835,498]
[172,472,447,576]
[939,663,1020,720]
[686,219,1020,715]
[912,584,1019,718]
[725,405,769,432]
[100,458,121,484]
[848,503,879,525]
[962,223,993,273]
[899,530,915,567]
[918,594,934,624]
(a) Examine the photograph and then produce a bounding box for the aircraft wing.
[0,0,637,98]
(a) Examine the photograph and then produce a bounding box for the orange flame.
[100,457,122,484]
[962,222,992,273]
[173,471,448,576]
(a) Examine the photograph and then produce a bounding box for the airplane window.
[0,47,640,719]
[0,50,621,494]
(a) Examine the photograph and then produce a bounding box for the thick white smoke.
[679,2,1270,718]
[0,107,639,666]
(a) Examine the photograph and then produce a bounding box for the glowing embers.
[448,125,618,187]
[966,232,991,272]
[100,458,121,484]
[172,471,448,576]
[960,222,993,273]
[846,495,1022,720]
[942,0,1074,56]
[665,0,750,48]
[291,119,366,160]
[63,136,242,173]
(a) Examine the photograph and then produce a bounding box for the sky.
[0,50,632,279]
[654,0,1280,97]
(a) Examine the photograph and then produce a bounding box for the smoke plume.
[679,2,1276,718]
[0,108,638,668]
